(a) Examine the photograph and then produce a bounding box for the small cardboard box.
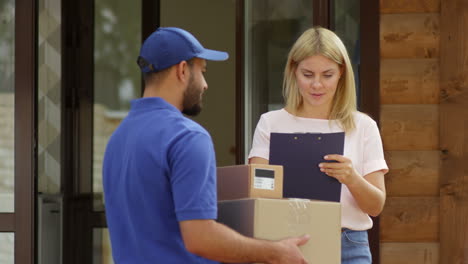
[218,198,341,264]
[217,164,283,201]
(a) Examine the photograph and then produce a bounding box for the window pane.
[93,228,114,264]
[0,233,14,264]
[160,0,237,166]
[93,0,142,211]
[244,0,313,160]
[0,0,15,212]
[333,0,360,104]
[38,0,62,195]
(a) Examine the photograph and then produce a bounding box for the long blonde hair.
[283,27,357,132]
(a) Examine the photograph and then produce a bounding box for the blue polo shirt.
[103,97,218,264]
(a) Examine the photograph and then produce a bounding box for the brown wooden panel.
[236,0,245,164]
[380,105,438,151]
[0,213,15,232]
[15,0,37,263]
[385,151,440,196]
[440,0,468,263]
[381,242,439,264]
[380,0,440,14]
[381,197,439,242]
[381,59,439,104]
[439,90,468,261]
[381,14,439,59]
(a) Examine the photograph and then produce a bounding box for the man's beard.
[182,74,203,116]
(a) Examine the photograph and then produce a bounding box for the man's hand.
[270,235,310,264]
[180,219,310,264]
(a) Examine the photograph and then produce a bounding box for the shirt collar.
[130,97,180,114]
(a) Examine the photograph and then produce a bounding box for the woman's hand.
[319,154,386,216]
[318,154,360,186]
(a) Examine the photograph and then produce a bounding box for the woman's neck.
[293,104,331,119]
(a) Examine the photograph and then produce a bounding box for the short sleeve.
[363,119,389,176]
[168,131,217,222]
[248,115,271,160]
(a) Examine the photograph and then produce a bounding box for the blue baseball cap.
[137,27,229,73]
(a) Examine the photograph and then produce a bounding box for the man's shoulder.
[143,109,209,135]
[176,115,210,136]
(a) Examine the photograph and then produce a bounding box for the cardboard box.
[217,164,283,201]
[218,198,341,264]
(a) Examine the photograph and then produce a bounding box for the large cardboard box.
[218,198,341,264]
[217,164,283,201]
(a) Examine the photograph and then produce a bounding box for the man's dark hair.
[141,58,196,93]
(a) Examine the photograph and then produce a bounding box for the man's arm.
[180,219,309,264]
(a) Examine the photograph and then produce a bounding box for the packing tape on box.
[286,198,312,235]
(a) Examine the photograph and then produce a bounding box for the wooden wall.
[439,1,468,263]
[379,0,441,263]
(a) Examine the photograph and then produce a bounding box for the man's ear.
[175,60,189,83]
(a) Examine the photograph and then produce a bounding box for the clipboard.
[269,132,345,202]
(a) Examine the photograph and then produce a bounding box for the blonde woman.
[249,27,388,263]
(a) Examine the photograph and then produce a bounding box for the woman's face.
[295,55,342,114]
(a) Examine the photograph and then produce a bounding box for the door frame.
[235,0,381,263]
[14,0,37,260]
[61,0,160,263]
[15,0,37,262]
[0,0,38,264]
[59,0,381,262]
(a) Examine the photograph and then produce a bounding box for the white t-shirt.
[248,108,388,230]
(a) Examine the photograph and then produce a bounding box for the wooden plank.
[440,0,468,263]
[380,0,440,14]
[380,105,438,151]
[381,59,439,104]
[381,197,439,242]
[381,14,439,59]
[385,151,440,196]
[381,242,439,264]
[439,100,468,261]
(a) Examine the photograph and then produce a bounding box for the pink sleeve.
[363,119,389,176]
[248,115,270,160]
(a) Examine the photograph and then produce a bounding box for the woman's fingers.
[324,154,348,162]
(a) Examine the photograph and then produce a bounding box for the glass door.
[61,0,148,264]
[0,0,15,215]
[92,0,143,262]
[0,1,16,263]
[242,1,383,263]
[59,0,378,263]
[61,0,157,263]
[243,0,315,159]
[243,0,362,160]
[0,0,37,263]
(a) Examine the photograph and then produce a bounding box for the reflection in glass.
[244,0,313,159]
[38,0,62,195]
[333,0,360,103]
[0,0,15,212]
[93,0,142,210]
[0,233,14,264]
[93,228,114,264]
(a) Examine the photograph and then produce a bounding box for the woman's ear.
[339,65,345,78]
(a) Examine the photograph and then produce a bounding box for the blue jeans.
[341,229,372,264]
